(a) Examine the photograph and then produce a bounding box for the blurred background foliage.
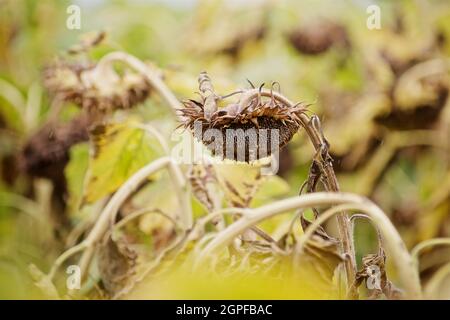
[0,0,450,299]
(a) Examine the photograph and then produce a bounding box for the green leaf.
[83,119,163,204]
[65,143,89,212]
[0,78,25,132]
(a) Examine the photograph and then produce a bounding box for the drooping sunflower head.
[288,20,349,55]
[43,59,152,114]
[180,74,308,162]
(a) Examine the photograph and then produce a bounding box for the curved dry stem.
[295,206,386,270]
[294,203,359,260]
[395,58,450,106]
[112,208,179,236]
[75,156,191,282]
[424,261,450,299]
[65,198,107,248]
[411,238,450,264]
[50,157,174,282]
[95,53,193,225]
[356,130,448,195]
[196,192,422,299]
[46,53,193,293]
[168,160,193,228]
[244,88,356,288]
[350,213,384,250]
[48,241,88,280]
[96,51,183,118]
[187,208,246,242]
[239,88,357,288]
[194,233,219,256]
[134,123,171,155]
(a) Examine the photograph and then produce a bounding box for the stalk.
[239,89,357,293]
[196,192,422,299]
[95,51,184,116]
[411,238,450,264]
[47,156,191,285]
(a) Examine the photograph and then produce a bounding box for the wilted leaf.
[300,234,343,291]
[83,119,163,203]
[188,164,220,212]
[98,236,138,296]
[65,143,89,211]
[351,248,402,299]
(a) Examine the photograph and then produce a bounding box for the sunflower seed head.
[19,114,90,184]
[180,76,307,162]
[43,60,152,114]
[288,20,349,55]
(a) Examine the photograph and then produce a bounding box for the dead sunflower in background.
[18,114,91,229]
[180,72,307,162]
[43,59,152,114]
[19,114,90,190]
[288,19,350,55]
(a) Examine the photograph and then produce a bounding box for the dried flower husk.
[18,114,91,228]
[288,20,350,55]
[19,114,90,186]
[43,60,152,114]
[376,69,449,130]
[180,91,307,162]
[351,248,402,299]
[98,236,138,296]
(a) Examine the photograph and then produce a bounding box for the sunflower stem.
[95,51,184,120]
[196,192,422,299]
[238,88,358,296]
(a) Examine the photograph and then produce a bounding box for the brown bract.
[180,85,307,162]
[43,61,152,113]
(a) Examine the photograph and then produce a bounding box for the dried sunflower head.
[19,114,90,180]
[288,20,349,55]
[43,60,152,114]
[180,73,307,162]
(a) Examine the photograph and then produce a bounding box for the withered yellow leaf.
[83,119,163,204]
